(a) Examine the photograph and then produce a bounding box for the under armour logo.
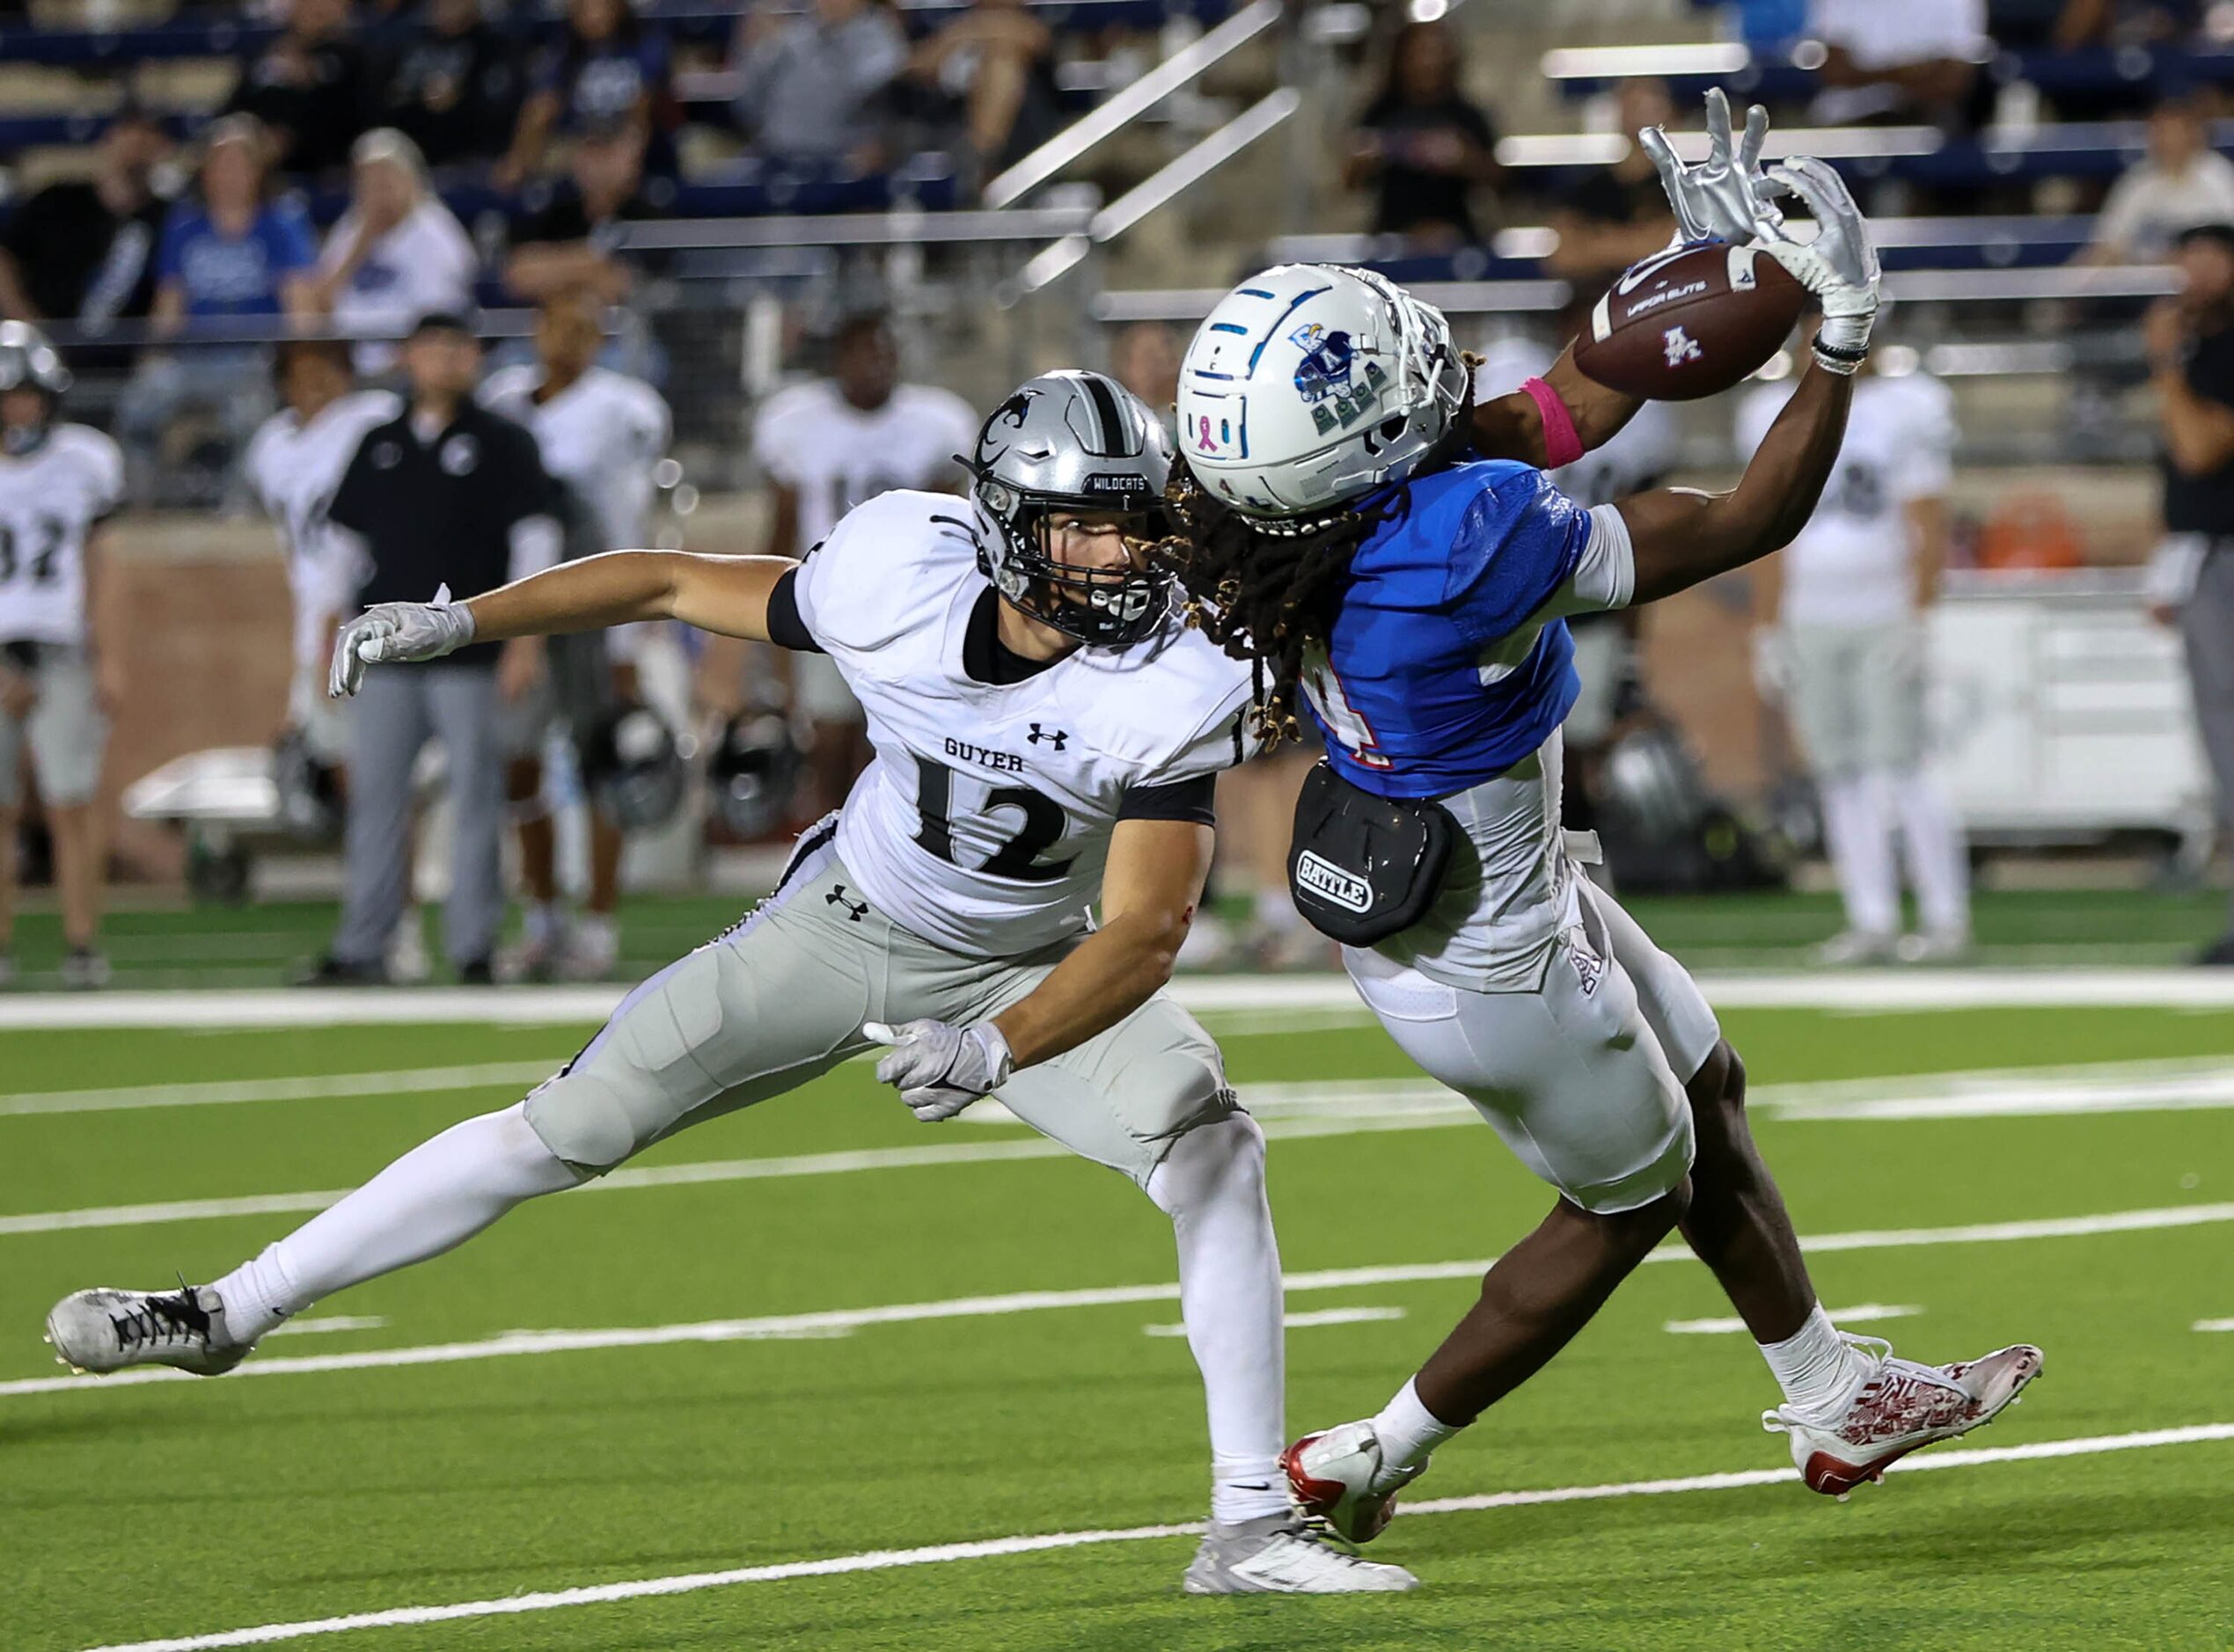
[1662,325,1703,369]
[1027,723,1068,750]
[826,884,868,921]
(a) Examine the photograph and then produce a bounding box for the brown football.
[1571,241,1806,402]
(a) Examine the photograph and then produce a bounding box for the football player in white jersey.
[44,370,1418,1595]
[480,289,674,981]
[706,311,979,817]
[243,340,402,763]
[0,323,126,990]
[1738,348,1970,963]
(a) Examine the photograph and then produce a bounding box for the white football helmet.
[1175,264,1469,520]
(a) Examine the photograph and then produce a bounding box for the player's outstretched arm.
[1470,347,1640,469]
[329,551,798,697]
[1619,358,1853,605]
[992,817,1216,1069]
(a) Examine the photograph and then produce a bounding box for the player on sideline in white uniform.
[1162,108,2038,1553]
[0,322,126,990]
[480,289,674,981]
[44,370,1422,1595]
[701,311,979,818]
[1739,347,1970,965]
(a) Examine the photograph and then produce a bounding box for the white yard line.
[1142,1305,1404,1337]
[7,969,2234,1032]
[71,1422,2234,1652]
[8,1201,2229,1400]
[11,1056,2234,1234]
[267,1316,388,1338]
[2195,1318,2234,1333]
[1666,1303,1919,1335]
[0,1062,563,1118]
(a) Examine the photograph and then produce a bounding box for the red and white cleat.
[1765,1340,2045,1495]
[1282,1421,1427,1545]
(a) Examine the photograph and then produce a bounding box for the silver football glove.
[1639,87,1782,246]
[863,1018,1014,1122]
[329,588,477,698]
[1752,155,1883,373]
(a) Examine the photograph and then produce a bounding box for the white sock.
[211,1103,578,1345]
[1819,773,1900,935]
[525,902,567,946]
[1372,1377,1461,1483]
[1145,1115,1288,1525]
[1760,1304,1874,1416]
[1887,768,1970,933]
[577,910,617,947]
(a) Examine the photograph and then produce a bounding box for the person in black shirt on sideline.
[0,109,173,336]
[2145,222,2234,965]
[1344,18,1501,248]
[301,311,561,985]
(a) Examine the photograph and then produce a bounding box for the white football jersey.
[0,423,125,647]
[753,380,980,552]
[245,390,401,669]
[479,364,671,552]
[1736,371,1955,628]
[791,490,1255,958]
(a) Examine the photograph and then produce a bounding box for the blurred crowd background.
[4,0,2233,986]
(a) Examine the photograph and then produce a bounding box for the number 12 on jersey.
[1300,643,1393,771]
[912,753,1077,882]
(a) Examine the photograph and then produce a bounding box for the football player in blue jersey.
[1165,132,2041,1548]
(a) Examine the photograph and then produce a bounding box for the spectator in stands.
[731,0,908,169]
[117,118,320,499]
[2080,94,2234,265]
[1110,319,1181,435]
[1344,19,1501,248]
[372,0,524,170]
[498,0,676,188]
[221,0,372,178]
[2142,223,2234,965]
[504,119,660,304]
[306,129,480,372]
[2055,0,2201,48]
[908,0,1063,179]
[1806,0,1989,130]
[0,106,172,333]
[1545,78,1680,290]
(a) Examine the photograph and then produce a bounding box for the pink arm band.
[1521,376,1586,470]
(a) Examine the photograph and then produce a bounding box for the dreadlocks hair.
[1155,357,1478,747]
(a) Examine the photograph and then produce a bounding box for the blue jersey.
[1301,459,1595,800]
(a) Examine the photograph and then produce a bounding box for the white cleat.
[45,1285,252,1377]
[1815,929,1898,967]
[1764,1339,2044,1495]
[1282,1420,1427,1546]
[1896,925,1972,965]
[1182,1512,1418,1594]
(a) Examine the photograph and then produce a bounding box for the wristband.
[1522,376,1586,469]
[1811,333,1870,376]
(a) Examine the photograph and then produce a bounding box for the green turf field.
[0,882,2223,989]
[4,992,2232,1650]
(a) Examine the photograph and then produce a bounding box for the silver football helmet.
[0,320,70,456]
[966,369,1176,647]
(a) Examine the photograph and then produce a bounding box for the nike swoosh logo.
[1615,245,1696,296]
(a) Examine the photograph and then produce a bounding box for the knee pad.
[522,1064,644,1174]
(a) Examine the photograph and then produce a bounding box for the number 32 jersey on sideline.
[786,489,1256,959]
[0,422,124,647]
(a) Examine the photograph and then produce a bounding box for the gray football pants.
[333,663,507,969]
[2182,546,2234,929]
[524,827,1240,1183]
[531,830,1250,1178]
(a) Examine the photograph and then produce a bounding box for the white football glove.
[863,1018,1014,1122]
[1751,156,1882,373]
[1639,87,1782,246]
[329,588,477,698]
